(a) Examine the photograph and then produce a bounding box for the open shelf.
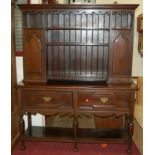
[24,126,128,143]
[46,27,110,30]
[46,42,109,46]
[25,127,74,141]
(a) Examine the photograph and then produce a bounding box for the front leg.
[19,116,25,150]
[73,116,79,152]
[127,116,134,154]
[27,112,32,136]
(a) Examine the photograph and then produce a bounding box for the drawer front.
[22,90,73,108]
[78,91,130,110]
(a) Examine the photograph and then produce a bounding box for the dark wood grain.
[19,4,137,84]
[11,1,20,150]
[23,29,45,82]
[17,4,138,153]
[19,4,139,10]
[24,126,128,143]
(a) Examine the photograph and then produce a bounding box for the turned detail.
[127,116,134,154]
[19,116,25,150]
[73,116,79,152]
[27,112,32,136]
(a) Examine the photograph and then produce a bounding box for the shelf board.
[24,126,128,143]
[25,127,74,141]
[111,28,131,31]
[46,27,110,30]
[46,42,109,46]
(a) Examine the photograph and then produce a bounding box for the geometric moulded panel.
[112,34,130,76]
[24,30,44,81]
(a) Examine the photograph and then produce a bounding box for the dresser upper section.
[19,4,138,84]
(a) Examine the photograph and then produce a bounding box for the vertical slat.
[54,46,59,75]
[97,46,101,78]
[59,46,64,75]
[58,14,60,74]
[43,12,46,28]
[128,13,131,28]
[86,46,92,77]
[64,14,66,43]
[74,45,76,77]
[76,46,80,77]
[98,13,100,77]
[121,12,122,28]
[23,13,26,28]
[86,14,88,76]
[117,12,121,28]
[75,13,77,77]
[127,12,129,28]
[47,13,49,27]
[51,13,54,76]
[102,46,104,78]
[92,12,94,42]
[81,46,86,76]
[27,13,30,28]
[130,13,133,28]
[45,13,48,77]
[64,45,65,76]
[69,13,71,41]
[86,45,87,76]
[53,13,56,27]
[92,46,97,77]
[38,13,41,27]
[114,13,116,28]
[63,13,65,76]
[65,46,69,76]
[108,12,110,28]
[52,47,54,76]
[102,13,105,78]
[91,13,93,77]
[86,14,88,42]
[87,13,92,43]
[51,13,53,27]
[69,13,71,77]
[122,13,127,28]
[80,14,82,76]
[90,46,93,77]
[97,13,99,34]
[47,46,49,76]
[96,45,98,77]
[29,13,32,27]
[70,46,75,76]
[103,46,108,78]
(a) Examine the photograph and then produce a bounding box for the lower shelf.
[24,126,128,143]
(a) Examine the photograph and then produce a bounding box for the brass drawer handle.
[100,97,109,104]
[43,97,52,102]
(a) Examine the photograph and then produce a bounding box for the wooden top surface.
[17,81,137,90]
[18,4,139,10]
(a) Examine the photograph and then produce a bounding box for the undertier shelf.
[24,126,128,143]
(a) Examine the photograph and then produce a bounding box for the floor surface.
[12,141,141,155]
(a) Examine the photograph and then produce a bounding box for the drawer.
[22,90,73,108]
[78,91,130,110]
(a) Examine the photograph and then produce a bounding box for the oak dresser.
[17,4,138,153]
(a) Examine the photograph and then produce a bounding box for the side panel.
[112,33,131,76]
[108,11,134,84]
[23,29,45,82]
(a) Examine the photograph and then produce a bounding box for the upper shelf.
[18,4,139,11]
